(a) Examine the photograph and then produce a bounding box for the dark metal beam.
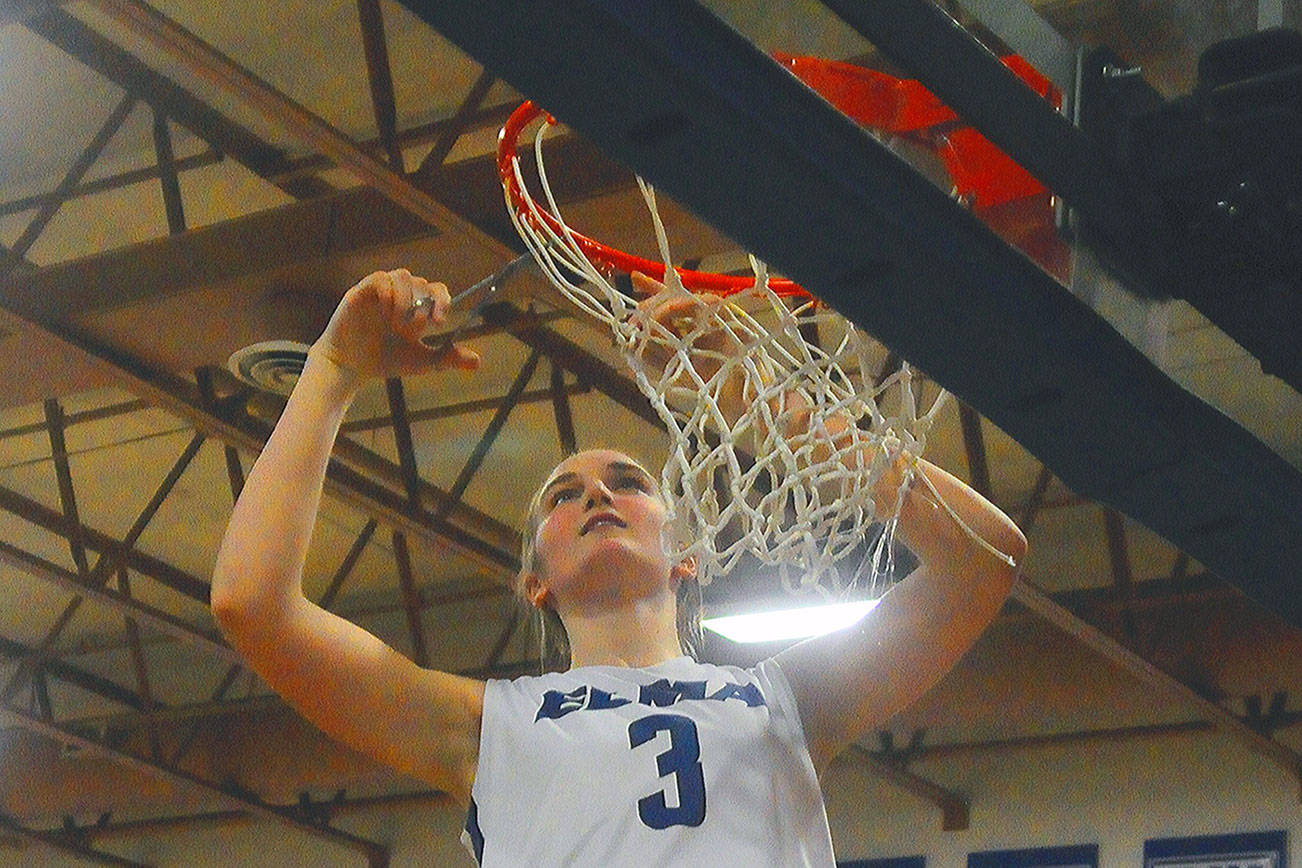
[9,424,206,695]
[549,361,577,455]
[390,531,429,668]
[1010,578,1302,797]
[356,0,404,172]
[438,348,542,518]
[3,135,617,324]
[0,809,148,868]
[0,93,135,275]
[394,0,1302,631]
[45,399,90,575]
[957,402,991,500]
[270,102,517,185]
[0,703,390,863]
[0,478,210,604]
[340,375,585,435]
[0,631,144,712]
[26,8,330,200]
[0,539,240,665]
[411,69,496,186]
[384,378,423,506]
[0,149,222,219]
[118,571,163,760]
[318,519,378,611]
[151,110,186,234]
[1102,507,1137,640]
[0,398,149,441]
[92,0,497,240]
[0,0,62,26]
[482,304,658,428]
[848,744,969,831]
[1018,463,1054,533]
[819,0,1139,277]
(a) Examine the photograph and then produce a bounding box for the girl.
[212,268,1026,865]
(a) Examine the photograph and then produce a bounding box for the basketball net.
[501,58,1033,595]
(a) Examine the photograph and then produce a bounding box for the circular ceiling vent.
[228,340,311,395]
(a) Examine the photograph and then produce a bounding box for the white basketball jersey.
[463,655,835,866]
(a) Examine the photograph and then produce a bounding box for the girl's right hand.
[310,269,481,384]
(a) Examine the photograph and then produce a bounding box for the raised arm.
[774,457,1025,774]
[211,270,486,803]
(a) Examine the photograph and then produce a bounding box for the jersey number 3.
[628,713,707,829]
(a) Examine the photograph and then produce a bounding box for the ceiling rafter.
[1010,578,1302,798]
[46,399,91,576]
[438,347,542,522]
[25,7,332,200]
[89,0,502,244]
[957,402,991,500]
[0,808,148,868]
[0,93,136,276]
[3,133,618,325]
[0,631,145,712]
[1102,507,1137,641]
[150,107,186,234]
[848,744,969,831]
[0,703,391,865]
[355,0,403,172]
[0,538,240,665]
[384,378,422,506]
[549,360,577,455]
[483,304,659,428]
[0,477,210,604]
[391,530,429,666]
[340,371,584,435]
[411,67,496,186]
[0,149,222,219]
[117,570,163,761]
[318,519,378,612]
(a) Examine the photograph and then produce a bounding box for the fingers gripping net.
[507,122,950,595]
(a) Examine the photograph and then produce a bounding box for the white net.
[506,119,960,596]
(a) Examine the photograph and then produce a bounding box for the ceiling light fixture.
[702,599,880,644]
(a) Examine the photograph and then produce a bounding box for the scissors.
[409,251,535,353]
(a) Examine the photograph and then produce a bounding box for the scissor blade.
[421,251,536,350]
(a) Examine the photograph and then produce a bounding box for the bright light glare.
[702,599,880,644]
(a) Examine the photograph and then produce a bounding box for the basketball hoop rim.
[497,99,811,299]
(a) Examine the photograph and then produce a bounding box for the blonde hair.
[516,450,701,672]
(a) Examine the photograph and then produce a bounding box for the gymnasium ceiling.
[0,0,1299,864]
